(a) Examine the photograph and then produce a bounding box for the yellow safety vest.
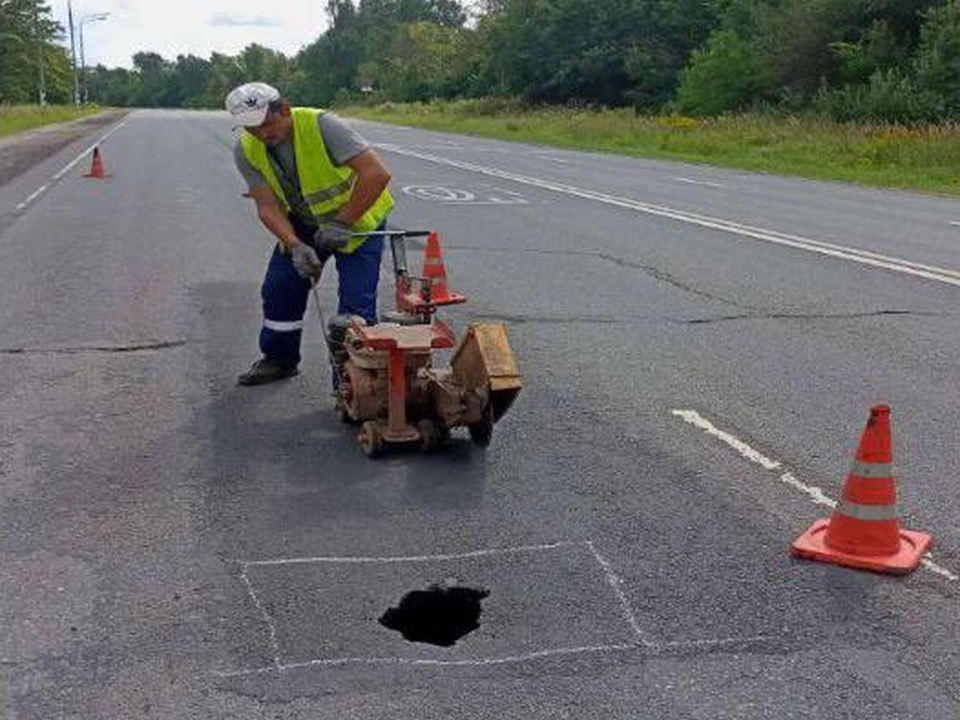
[240,107,393,254]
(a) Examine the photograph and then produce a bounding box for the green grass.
[342,99,960,195]
[0,104,105,138]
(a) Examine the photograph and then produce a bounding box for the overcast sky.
[56,1,329,69]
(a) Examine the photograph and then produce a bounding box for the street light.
[79,12,109,103]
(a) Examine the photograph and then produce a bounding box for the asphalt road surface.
[2,110,959,719]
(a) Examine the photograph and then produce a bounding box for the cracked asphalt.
[1,110,959,719]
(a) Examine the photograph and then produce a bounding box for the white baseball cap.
[225,82,281,127]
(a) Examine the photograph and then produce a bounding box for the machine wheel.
[468,406,494,448]
[334,399,356,425]
[359,421,384,458]
[417,419,442,453]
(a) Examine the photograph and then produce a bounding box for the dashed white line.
[14,184,49,211]
[374,144,960,289]
[670,408,957,582]
[13,116,131,213]
[675,177,724,188]
[51,116,130,180]
[669,409,782,471]
[950,221,960,228]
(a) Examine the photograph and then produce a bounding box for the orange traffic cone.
[84,146,110,179]
[791,405,932,574]
[420,232,465,306]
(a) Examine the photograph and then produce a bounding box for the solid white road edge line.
[374,144,960,288]
[670,408,958,582]
[14,184,48,211]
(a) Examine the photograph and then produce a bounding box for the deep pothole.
[379,582,489,647]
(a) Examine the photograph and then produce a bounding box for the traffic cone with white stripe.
[791,405,932,574]
[420,232,464,306]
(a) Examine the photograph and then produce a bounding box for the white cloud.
[209,13,283,28]
[58,0,327,68]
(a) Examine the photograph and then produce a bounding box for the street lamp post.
[34,4,47,106]
[68,1,79,105]
[79,12,110,104]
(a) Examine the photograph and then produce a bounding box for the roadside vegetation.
[3,1,957,189]
[345,101,959,194]
[0,104,103,138]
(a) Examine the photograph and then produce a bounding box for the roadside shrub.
[814,70,944,124]
[913,0,960,118]
[676,31,767,116]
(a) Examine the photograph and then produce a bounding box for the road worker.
[225,82,393,386]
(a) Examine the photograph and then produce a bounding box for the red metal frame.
[350,319,456,442]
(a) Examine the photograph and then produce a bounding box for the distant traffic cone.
[84,146,110,179]
[791,405,932,574]
[420,232,465,306]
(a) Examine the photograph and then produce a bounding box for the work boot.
[237,357,299,386]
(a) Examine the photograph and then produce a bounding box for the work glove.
[313,222,355,254]
[290,240,323,280]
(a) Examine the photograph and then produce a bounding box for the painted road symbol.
[402,185,528,205]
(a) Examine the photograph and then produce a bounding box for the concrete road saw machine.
[319,229,522,457]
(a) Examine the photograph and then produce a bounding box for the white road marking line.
[670,408,957,581]
[52,116,130,180]
[675,177,724,188]
[669,409,782,471]
[13,117,131,213]
[950,221,960,228]
[14,184,49,211]
[535,154,569,164]
[375,144,960,288]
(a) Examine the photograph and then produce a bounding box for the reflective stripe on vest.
[241,107,393,254]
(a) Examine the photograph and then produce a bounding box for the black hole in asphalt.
[379,583,489,647]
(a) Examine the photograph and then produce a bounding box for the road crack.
[0,340,188,355]
[445,244,755,310]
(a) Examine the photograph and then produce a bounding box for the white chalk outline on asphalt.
[12,116,131,213]
[373,143,960,289]
[670,408,958,582]
[215,540,768,678]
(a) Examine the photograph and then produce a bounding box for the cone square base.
[791,519,932,575]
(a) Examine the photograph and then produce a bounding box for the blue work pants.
[259,218,385,368]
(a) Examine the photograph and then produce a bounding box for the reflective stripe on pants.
[258,219,385,368]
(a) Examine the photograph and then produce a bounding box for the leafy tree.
[0,0,72,104]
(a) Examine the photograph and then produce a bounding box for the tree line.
[3,1,958,123]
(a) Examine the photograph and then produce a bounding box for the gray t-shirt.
[233,112,369,225]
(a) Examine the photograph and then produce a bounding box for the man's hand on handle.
[313,222,355,254]
[290,240,323,280]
